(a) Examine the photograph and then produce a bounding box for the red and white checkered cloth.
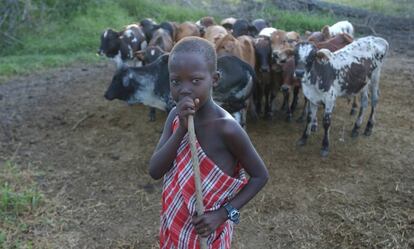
[159,116,247,249]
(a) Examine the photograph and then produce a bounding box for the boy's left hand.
[191,208,227,237]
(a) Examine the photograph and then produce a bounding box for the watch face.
[230,209,240,223]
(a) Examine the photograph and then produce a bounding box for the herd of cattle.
[98,16,389,157]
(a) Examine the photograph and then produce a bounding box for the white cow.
[294,36,388,156]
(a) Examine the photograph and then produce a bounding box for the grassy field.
[0,0,336,81]
[324,0,414,17]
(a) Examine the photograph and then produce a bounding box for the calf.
[104,54,256,127]
[251,19,269,35]
[294,36,389,156]
[232,19,257,38]
[175,22,201,42]
[220,17,237,32]
[98,24,147,69]
[203,25,228,45]
[135,28,173,65]
[326,20,354,38]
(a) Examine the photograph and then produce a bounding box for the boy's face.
[169,52,218,109]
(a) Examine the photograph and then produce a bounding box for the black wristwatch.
[223,203,240,224]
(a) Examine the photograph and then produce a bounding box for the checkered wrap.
[159,116,247,249]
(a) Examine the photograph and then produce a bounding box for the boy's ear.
[212,71,220,88]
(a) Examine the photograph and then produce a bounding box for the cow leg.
[297,97,308,123]
[232,110,246,129]
[364,71,380,136]
[350,96,358,116]
[281,85,292,122]
[297,101,318,146]
[148,107,156,121]
[351,88,369,137]
[248,96,258,122]
[321,101,334,157]
[291,85,300,114]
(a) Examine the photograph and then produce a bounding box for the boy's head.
[168,37,217,73]
[168,37,219,107]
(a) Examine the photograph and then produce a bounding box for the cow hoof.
[297,138,307,146]
[363,128,372,136]
[351,129,359,138]
[350,108,357,116]
[320,149,329,157]
[149,116,156,122]
[311,124,317,132]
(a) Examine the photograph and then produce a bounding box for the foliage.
[324,0,413,17]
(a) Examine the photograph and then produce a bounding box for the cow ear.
[135,50,145,61]
[284,48,294,57]
[305,31,312,38]
[316,49,332,63]
[322,25,330,40]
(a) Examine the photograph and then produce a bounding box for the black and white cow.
[294,36,389,157]
[98,24,147,69]
[104,54,256,127]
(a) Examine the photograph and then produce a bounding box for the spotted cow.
[294,36,389,156]
[98,24,147,69]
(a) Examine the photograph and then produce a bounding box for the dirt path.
[0,54,413,248]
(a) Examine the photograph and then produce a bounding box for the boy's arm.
[192,118,269,237]
[148,107,186,179]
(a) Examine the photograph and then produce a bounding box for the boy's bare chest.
[195,127,236,176]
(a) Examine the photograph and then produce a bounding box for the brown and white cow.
[135,28,174,65]
[220,17,237,32]
[98,24,147,69]
[294,36,389,157]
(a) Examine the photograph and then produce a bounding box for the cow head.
[98,29,121,57]
[293,42,332,78]
[254,37,271,72]
[232,19,257,37]
[104,64,134,101]
[140,18,157,42]
[215,34,238,57]
[270,30,292,64]
[104,54,174,111]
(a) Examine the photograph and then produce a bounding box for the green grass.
[0,0,337,80]
[0,160,46,249]
[324,0,414,17]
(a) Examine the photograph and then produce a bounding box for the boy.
[149,37,269,249]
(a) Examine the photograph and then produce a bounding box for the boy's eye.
[192,79,200,84]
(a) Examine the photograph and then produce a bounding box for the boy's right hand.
[176,96,199,131]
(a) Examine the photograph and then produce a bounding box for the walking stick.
[188,115,208,249]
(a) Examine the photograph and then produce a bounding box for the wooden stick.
[188,115,208,249]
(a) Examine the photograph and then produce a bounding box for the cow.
[98,24,147,69]
[220,17,237,32]
[139,18,158,42]
[215,34,256,68]
[251,19,269,35]
[293,36,389,157]
[196,16,216,28]
[280,33,355,123]
[232,19,257,38]
[104,54,256,128]
[135,28,174,65]
[253,33,276,117]
[326,20,354,38]
[203,25,228,45]
[216,33,257,120]
[175,22,201,42]
[306,20,354,43]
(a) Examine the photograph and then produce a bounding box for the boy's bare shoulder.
[211,107,244,137]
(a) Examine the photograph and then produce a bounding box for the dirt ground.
[0,49,413,248]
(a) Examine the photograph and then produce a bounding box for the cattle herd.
[98,16,389,157]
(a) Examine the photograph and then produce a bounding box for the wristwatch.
[223,203,240,224]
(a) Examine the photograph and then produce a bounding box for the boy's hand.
[191,207,227,238]
[177,97,199,131]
